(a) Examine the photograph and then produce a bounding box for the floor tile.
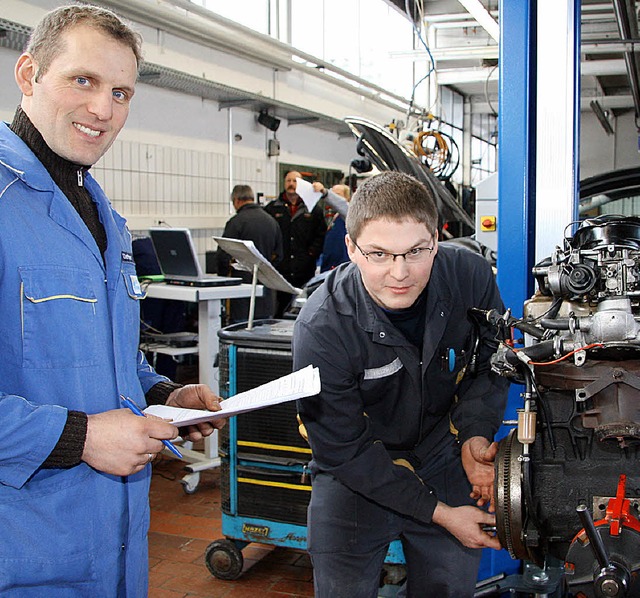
[149,457,314,598]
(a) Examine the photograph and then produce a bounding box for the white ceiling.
[388,0,640,117]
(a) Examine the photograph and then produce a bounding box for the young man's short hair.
[27,4,143,82]
[346,171,439,242]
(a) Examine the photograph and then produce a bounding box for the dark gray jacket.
[293,244,509,524]
[216,202,283,275]
[215,202,283,320]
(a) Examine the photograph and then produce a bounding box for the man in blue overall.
[294,171,509,597]
[0,5,223,595]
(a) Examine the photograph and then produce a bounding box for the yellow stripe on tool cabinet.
[238,440,312,455]
[237,477,312,492]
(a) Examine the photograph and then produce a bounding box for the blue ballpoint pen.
[120,395,183,458]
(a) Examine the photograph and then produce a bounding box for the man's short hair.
[346,171,439,242]
[26,4,143,82]
[231,184,254,202]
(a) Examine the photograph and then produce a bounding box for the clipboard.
[213,236,302,329]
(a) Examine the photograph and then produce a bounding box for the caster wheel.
[205,539,244,580]
[180,471,200,495]
[181,479,198,495]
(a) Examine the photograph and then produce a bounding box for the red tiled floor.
[148,456,314,598]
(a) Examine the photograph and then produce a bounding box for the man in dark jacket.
[216,184,283,322]
[293,172,509,598]
[265,170,326,317]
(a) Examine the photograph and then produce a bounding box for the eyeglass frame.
[352,240,436,264]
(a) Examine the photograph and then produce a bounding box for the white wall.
[0,1,362,260]
[580,111,640,179]
[0,51,21,122]
[613,112,640,171]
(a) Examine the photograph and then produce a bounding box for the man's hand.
[165,384,226,441]
[461,436,498,511]
[432,502,501,550]
[312,181,326,194]
[82,409,178,476]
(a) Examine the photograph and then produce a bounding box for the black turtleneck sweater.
[9,107,181,468]
[10,106,108,258]
[384,288,428,350]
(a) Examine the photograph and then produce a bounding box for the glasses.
[353,241,435,265]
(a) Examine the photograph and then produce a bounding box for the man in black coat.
[216,185,283,322]
[265,170,326,317]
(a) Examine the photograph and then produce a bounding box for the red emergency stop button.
[480,216,496,232]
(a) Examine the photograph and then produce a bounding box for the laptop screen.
[148,228,203,278]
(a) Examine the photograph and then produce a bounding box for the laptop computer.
[148,227,242,287]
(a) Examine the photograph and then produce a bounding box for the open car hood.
[579,167,640,214]
[344,116,474,230]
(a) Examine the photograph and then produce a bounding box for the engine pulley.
[564,476,640,597]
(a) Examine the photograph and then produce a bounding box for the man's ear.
[346,234,357,263]
[15,53,37,96]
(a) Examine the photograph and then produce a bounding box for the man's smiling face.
[16,24,137,166]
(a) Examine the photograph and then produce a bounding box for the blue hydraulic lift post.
[489,1,537,582]
[497,0,536,313]
[491,0,581,586]
[570,0,582,229]
[496,0,536,432]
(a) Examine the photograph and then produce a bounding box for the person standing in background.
[0,5,224,595]
[319,183,351,272]
[265,170,326,317]
[216,184,283,322]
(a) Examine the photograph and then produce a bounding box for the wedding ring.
[148,453,154,463]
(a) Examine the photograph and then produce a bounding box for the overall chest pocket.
[20,266,98,369]
[360,357,408,410]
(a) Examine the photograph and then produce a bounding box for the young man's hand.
[461,436,498,511]
[432,502,501,550]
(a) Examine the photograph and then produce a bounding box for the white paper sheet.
[295,177,323,211]
[144,365,320,426]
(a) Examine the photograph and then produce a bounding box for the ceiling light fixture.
[456,0,500,42]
